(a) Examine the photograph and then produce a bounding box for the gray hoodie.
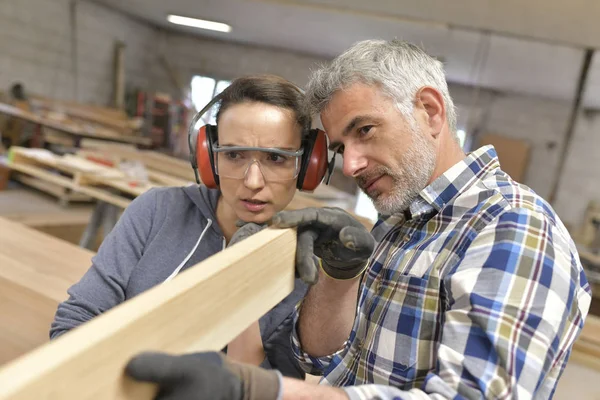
[50,185,308,378]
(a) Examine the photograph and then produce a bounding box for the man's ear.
[415,86,446,138]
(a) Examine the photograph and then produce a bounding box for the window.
[191,75,231,127]
[457,129,467,149]
[354,189,379,222]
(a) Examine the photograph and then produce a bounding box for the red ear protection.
[195,125,219,189]
[296,129,329,192]
[188,86,335,191]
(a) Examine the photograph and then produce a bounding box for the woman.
[50,75,329,378]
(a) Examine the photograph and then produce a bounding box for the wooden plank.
[0,217,94,364]
[12,174,93,203]
[29,96,129,122]
[0,228,296,399]
[72,186,132,209]
[0,103,151,146]
[146,169,190,187]
[138,151,196,181]
[77,143,197,183]
[8,161,132,209]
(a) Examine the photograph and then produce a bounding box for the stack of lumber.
[79,139,196,183]
[0,102,150,146]
[7,147,180,208]
[29,96,143,136]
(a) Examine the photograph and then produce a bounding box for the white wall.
[553,111,600,226]
[450,84,572,201]
[147,32,328,98]
[0,0,156,105]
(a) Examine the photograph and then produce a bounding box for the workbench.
[0,217,93,365]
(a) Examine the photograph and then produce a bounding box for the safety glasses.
[212,145,304,181]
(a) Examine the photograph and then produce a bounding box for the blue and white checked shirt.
[291,146,591,399]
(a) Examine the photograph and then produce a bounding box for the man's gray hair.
[305,39,457,134]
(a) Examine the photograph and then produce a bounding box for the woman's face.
[217,101,302,224]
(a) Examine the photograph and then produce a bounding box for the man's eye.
[358,126,373,136]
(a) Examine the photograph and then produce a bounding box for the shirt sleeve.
[50,189,158,338]
[290,302,352,375]
[341,208,591,399]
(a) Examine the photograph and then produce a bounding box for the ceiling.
[93,0,600,108]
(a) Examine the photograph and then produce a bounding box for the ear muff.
[195,125,219,188]
[297,129,329,192]
[188,93,225,187]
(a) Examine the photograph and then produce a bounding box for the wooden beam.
[113,41,126,110]
[0,103,151,146]
[0,217,94,364]
[0,228,296,399]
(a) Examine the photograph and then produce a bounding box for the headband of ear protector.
[187,86,335,192]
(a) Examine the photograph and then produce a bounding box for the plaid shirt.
[291,146,591,399]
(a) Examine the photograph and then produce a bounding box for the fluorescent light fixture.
[167,14,231,33]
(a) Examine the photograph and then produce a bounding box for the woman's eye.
[225,151,241,160]
[268,154,287,163]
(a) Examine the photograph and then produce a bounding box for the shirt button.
[403,235,411,243]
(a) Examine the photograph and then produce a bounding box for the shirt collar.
[419,145,500,212]
[376,145,500,225]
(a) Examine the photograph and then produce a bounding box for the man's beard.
[357,127,436,216]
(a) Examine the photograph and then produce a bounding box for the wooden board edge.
[0,228,296,399]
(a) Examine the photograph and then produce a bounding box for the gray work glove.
[228,222,267,247]
[270,207,375,284]
[126,351,280,400]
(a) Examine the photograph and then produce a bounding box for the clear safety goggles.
[212,145,304,181]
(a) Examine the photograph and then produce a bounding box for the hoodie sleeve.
[50,189,158,339]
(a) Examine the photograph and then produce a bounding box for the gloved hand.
[228,222,267,247]
[270,207,375,284]
[125,351,280,400]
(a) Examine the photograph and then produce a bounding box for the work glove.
[228,222,267,247]
[125,351,280,400]
[270,207,375,284]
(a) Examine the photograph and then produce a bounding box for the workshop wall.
[146,32,328,96]
[450,84,571,202]
[0,0,155,105]
[553,111,600,226]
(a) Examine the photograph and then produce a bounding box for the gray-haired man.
[126,39,590,400]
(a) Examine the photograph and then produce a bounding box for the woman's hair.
[215,74,311,136]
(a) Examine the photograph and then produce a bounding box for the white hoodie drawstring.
[163,219,213,283]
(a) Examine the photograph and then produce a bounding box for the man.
[125,39,591,399]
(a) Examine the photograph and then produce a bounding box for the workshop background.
[0,1,599,398]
